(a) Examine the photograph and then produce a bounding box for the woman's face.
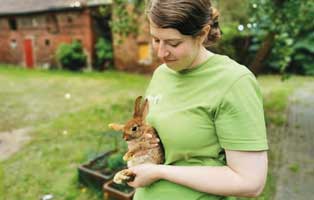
[150,22,202,71]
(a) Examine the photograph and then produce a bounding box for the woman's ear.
[198,25,211,45]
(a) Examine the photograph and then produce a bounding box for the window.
[67,16,73,23]
[138,43,152,65]
[46,14,59,33]
[8,18,18,31]
[45,39,50,46]
[10,39,17,48]
[32,18,38,27]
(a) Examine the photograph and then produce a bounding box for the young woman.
[127,1,269,199]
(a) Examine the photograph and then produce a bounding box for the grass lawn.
[0,66,149,200]
[0,65,313,200]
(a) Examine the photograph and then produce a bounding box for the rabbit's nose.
[123,134,131,141]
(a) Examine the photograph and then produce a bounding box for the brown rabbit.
[108,96,164,184]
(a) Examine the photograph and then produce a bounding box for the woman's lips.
[163,58,177,62]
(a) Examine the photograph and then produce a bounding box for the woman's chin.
[166,62,183,71]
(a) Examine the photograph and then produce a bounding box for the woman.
[128,0,269,199]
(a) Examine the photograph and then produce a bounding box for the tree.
[248,0,314,76]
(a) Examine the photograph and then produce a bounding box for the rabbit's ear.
[133,96,143,118]
[108,123,125,131]
[141,98,149,120]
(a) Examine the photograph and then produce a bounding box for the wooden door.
[24,38,34,68]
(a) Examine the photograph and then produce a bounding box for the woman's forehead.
[149,24,186,41]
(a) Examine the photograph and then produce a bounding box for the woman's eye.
[169,42,181,47]
[153,38,160,43]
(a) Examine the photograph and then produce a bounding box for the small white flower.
[252,3,258,8]
[41,194,54,200]
[247,23,252,29]
[238,24,244,32]
[63,130,68,135]
[253,23,257,28]
[64,93,71,99]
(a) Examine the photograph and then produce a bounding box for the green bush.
[209,23,251,66]
[291,32,314,75]
[95,38,113,70]
[56,40,87,71]
[208,1,252,66]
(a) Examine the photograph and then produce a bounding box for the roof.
[0,0,112,16]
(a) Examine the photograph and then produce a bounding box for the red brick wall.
[0,9,94,68]
[113,10,161,74]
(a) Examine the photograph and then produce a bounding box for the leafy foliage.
[248,0,314,75]
[95,38,113,70]
[56,40,87,71]
[107,152,125,172]
[292,32,314,75]
[109,0,145,38]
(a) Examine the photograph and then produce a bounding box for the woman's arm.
[128,150,268,198]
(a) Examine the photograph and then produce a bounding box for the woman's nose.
[157,43,169,59]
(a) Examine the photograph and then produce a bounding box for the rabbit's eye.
[131,126,138,132]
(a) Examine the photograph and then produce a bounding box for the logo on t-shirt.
[146,95,162,105]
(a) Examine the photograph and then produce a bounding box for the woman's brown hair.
[146,0,222,46]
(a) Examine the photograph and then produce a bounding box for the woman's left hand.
[127,163,161,188]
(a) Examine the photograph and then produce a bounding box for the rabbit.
[108,96,164,184]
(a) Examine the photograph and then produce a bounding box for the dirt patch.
[0,127,32,161]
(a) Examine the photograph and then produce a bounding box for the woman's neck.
[189,47,214,69]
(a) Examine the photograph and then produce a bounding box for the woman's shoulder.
[149,63,172,82]
[212,54,253,78]
[153,63,167,74]
[204,54,257,92]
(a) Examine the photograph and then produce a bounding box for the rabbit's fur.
[108,96,164,184]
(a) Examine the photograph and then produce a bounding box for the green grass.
[1,65,313,200]
[0,65,149,200]
[288,164,300,173]
[258,75,313,127]
[0,163,3,199]
[0,66,149,132]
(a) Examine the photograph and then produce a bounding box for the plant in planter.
[103,180,135,200]
[102,148,135,199]
[78,131,127,190]
[78,150,118,189]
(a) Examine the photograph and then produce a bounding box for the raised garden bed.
[78,150,126,190]
[103,179,135,200]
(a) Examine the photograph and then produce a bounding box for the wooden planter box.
[103,180,135,200]
[78,150,119,190]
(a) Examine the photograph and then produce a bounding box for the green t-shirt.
[134,54,268,200]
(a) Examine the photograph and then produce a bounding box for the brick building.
[0,0,112,69]
[112,11,161,74]
[0,0,159,73]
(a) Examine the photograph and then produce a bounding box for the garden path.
[274,83,314,200]
[0,127,32,161]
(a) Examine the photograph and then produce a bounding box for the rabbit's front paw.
[123,152,134,161]
[113,169,136,184]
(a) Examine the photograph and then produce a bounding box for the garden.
[1,0,314,200]
[0,66,313,200]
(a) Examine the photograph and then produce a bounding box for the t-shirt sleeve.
[214,74,269,151]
